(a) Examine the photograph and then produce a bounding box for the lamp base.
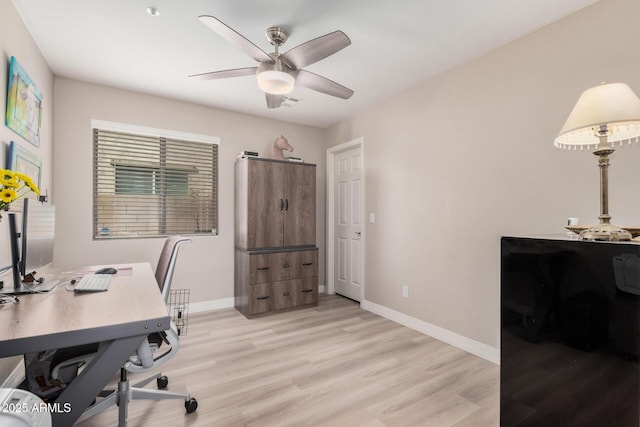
[579,223,632,241]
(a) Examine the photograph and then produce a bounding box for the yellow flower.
[0,169,40,210]
[1,169,15,180]
[1,170,19,188]
[1,188,18,203]
[0,176,17,188]
[13,171,28,181]
[21,176,40,196]
[5,179,19,188]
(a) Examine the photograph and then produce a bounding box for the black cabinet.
[501,236,640,426]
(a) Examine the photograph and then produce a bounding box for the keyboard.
[74,274,112,292]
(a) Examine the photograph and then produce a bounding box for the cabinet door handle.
[256,267,270,271]
[256,296,270,300]
[302,289,313,293]
[280,199,284,211]
[285,198,289,211]
[283,263,290,268]
[283,292,290,296]
[302,262,313,266]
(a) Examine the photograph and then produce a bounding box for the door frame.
[326,137,365,300]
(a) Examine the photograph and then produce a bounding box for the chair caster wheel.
[157,375,169,389]
[185,397,198,413]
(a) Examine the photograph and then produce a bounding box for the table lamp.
[554,82,640,241]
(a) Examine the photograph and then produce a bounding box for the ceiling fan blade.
[295,70,354,99]
[280,31,351,70]
[198,16,274,64]
[189,67,258,81]
[266,93,284,109]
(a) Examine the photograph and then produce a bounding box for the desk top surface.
[0,263,170,357]
[502,234,640,245]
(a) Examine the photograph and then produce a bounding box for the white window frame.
[92,120,220,239]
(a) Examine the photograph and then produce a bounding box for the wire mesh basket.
[167,289,189,336]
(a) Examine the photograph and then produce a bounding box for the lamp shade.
[257,70,294,95]
[554,82,640,149]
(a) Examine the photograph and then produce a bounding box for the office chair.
[51,235,197,425]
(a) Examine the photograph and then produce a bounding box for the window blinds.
[93,128,218,239]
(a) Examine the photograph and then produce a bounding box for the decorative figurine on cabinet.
[269,134,293,160]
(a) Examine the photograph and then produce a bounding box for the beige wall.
[0,0,54,261]
[0,0,54,381]
[325,0,640,349]
[53,78,326,303]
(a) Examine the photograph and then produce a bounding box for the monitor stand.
[2,211,59,295]
[0,275,59,295]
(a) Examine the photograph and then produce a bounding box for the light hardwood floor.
[77,295,499,427]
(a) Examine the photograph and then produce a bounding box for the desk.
[0,263,170,426]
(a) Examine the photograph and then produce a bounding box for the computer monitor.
[21,198,55,277]
[8,212,22,290]
[19,196,29,279]
[0,198,57,294]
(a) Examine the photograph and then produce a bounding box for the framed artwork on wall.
[5,56,43,147]
[7,140,42,192]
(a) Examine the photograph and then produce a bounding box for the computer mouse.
[95,267,118,275]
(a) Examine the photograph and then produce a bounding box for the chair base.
[77,368,197,427]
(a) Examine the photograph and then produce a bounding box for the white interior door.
[334,146,362,301]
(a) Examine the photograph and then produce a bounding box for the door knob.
[355,231,361,236]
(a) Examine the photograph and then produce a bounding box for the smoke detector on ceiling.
[146,7,160,17]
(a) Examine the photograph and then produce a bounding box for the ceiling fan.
[189,16,354,109]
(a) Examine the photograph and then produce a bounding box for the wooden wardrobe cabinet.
[235,157,318,318]
[235,157,315,250]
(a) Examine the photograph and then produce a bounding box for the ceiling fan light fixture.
[257,70,294,95]
[192,16,353,106]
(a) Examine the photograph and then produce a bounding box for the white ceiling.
[13,0,599,128]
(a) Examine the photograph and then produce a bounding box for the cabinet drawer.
[249,254,273,284]
[248,283,272,315]
[271,252,295,281]
[273,281,295,310]
[273,278,317,310]
[295,250,318,278]
[295,278,318,306]
[249,252,299,283]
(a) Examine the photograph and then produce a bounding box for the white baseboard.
[360,299,500,365]
[189,297,234,314]
[188,283,326,315]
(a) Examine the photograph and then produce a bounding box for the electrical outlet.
[402,285,409,298]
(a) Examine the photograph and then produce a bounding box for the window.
[115,165,154,195]
[93,121,219,239]
[114,165,189,195]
